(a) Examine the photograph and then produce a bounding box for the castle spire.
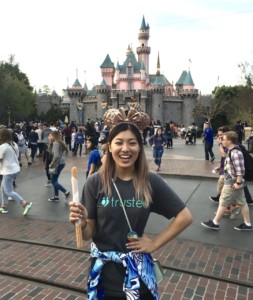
[156,52,160,76]
[136,15,151,75]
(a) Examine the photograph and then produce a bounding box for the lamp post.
[249,107,253,128]
[7,107,11,127]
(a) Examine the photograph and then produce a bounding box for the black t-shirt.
[82,172,185,297]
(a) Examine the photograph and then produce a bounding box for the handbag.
[49,167,56,175]
[111,179,165,284]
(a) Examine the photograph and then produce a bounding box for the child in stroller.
[185,127,194,144]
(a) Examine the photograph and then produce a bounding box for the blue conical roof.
[73,79,82,87]
[121,51,140,73]
[116,61,120,71]
[100,79,107,85]
[183,71,194,85]
[176,71,187,85]
[100,54,114,68]
[51,90,58,96]
[140,16,147,30]
[83,82,89,91]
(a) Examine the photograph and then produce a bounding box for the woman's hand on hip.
[126,235,156,254]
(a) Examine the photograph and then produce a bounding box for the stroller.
[185,128,194,145]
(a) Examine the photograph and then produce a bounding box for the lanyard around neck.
[111,178,133,232]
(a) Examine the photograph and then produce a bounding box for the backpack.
[229,145,253,181]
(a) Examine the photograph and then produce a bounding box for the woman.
[48,131,71,202]
[28,126,39,162]
[0,129,32,215]
[149,127,167,171]
[14,124,31,166]
[69,108,192,299]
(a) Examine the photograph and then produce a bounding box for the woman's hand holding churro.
[69,201,88,227]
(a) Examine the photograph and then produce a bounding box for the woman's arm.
[127,207,192,253]
[50,142,60,167]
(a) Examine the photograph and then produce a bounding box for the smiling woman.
[69,108,193,299]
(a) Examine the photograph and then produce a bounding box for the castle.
[36,16,198,126]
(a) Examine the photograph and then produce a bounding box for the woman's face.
[109,130,141,171]
[157,128,162,135]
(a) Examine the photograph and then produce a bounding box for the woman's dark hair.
[100,122,152,207]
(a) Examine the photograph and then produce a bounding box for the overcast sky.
[1,0,252,95]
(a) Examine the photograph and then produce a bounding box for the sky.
[1,0,252,96]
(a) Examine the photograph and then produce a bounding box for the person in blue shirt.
[203,121,215,161]
[86,136,101,178]
[74,128,85,156]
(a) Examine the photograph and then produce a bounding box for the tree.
[42,85,51,95]
[0,56,35,124]
[196,86,238,122]
[238,61,253,87]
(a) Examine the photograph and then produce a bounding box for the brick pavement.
[1,216,253,299]
[0,139,253,299]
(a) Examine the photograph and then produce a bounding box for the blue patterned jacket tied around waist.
[87,242,159,299]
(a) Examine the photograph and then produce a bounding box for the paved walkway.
[0,138,252,299]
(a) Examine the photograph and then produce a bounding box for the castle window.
[127,67,133,77]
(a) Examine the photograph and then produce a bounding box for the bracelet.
[81,222,88,230]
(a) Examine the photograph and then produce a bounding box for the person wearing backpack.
[209,126,253,217]
[14,124,31,166]
[202,131,252,231]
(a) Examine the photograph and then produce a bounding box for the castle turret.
[96,79,111,118]
[100,54,115,87]
[149,77,165,124]
[67,78,86,125]
[176,70,198,126]
[140,61,146,82]
[136,16,151,75]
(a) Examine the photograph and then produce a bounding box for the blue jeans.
[1,173,23,206]
[30,144,37,160]
[152,147,164,167]
[51,163,67,196]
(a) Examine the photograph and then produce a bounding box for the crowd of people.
[0,113,252,298]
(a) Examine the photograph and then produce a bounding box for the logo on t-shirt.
[99,196,145,208]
